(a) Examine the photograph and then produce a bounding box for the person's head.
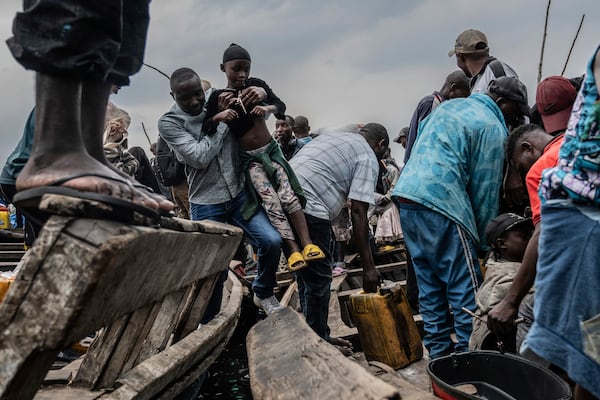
[293,115,310,138]
[485,213,533,262]
[487,76,530,129]
[359,123,389,160]
[536,75,577,135]
[448,29,490,77]
[440,70,470,99]
[505,123,553,178]
[201,79,212,92]
[274,115,295,144]
[170,67,205,115]
[220,43,252,89]
[394,127,409,148]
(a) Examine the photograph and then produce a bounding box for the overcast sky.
[1,0,599,165]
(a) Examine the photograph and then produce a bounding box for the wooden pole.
[141,122,152,146]
[143,62,170,80]
[561,14,585,76]
[537,0,551,83]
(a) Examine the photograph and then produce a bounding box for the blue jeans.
[399,202,482,358]
[190,191,281,322]
[295,213,333,340]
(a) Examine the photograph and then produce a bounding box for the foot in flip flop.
[14,154,174,221]
[287,251,307,272]
[302,244,325,261]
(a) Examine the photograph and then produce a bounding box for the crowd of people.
[2,1,599,398]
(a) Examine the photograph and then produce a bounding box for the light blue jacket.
[393,93,507,246]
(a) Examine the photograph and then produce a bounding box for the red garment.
[526,134,564,225]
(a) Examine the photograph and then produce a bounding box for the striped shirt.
[290,132,378,221]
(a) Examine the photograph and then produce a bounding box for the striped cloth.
[290,132,378,221]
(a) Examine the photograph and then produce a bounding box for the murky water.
[199,300,259,399]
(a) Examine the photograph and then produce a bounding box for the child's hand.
[250,105,268,117]
[214,109,238,123]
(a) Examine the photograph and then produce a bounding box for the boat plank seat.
[0,196,243,400]
[247,307,400,400]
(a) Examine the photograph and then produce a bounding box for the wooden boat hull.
[0,197,244,400]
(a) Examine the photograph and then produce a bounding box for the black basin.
[427,351,572,400]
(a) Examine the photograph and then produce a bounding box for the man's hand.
[362,266,381,293]
[240,86,267,107]
[217,91,236,111]
[487,299,519,336]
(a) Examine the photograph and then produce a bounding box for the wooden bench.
[0,197,244,400]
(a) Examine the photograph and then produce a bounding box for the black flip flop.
[14,183,160,226]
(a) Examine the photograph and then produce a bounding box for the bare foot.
[16,152,159,210]
[94,153,175,213]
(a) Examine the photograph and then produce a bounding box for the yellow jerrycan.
[349,281,423,369]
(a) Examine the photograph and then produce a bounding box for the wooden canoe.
[0,194,244,400]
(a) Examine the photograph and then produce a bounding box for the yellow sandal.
[287,251,307,272]
[302,244,325,261]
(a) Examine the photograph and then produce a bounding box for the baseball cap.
[488,76,530,116]
[536,76,577,134]
[485,213,533,247]
[394,127,409,143]
[448,29,489,57]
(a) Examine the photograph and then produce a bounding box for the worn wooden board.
[105,272,243,400]
[247,307,400,400]
[0,214,242,400]
[358,358,436,400]
[34,387,105,400]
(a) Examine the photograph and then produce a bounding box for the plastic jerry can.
[0,206,9,230]
[349,281,423,369]
[0,273,15,302]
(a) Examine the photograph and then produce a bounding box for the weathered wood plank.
[280,281,297,307]
[0,243,26,252]
[72,316,129,389]
[329,292,358,339]
[175,274,221,339]
[345,261,406,277]
[134,288,188,364]
[0,215,242,400]
[105,272,243,400]
[0,251,25,262]
[364,360,436,400]
[94,304,159,389]
[43,357,84,385]
[247,307,400,400]
[34,387,105,400]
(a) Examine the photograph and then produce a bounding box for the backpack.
[153,136,186,187]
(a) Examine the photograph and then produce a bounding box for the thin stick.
[140,122,152,146]
[143,62,170,80]
[561,14,585,76]
[461,307,524,325]
[538,0,551,83]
